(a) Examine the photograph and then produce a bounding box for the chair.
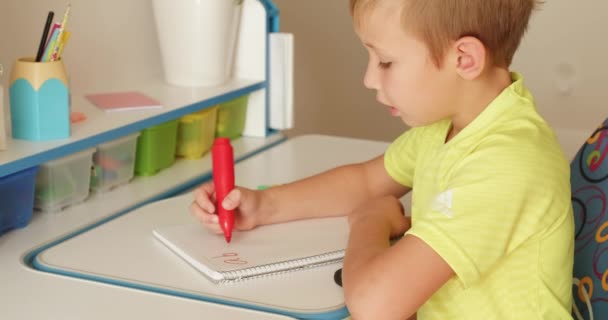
[571,119,608,320]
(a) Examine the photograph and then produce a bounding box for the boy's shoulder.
[474,74,566,169]
[473,113,569,177]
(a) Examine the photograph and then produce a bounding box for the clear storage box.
[91,133,139,192]
[34,148,95,212]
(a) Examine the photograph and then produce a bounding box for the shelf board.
[0,78,265,177]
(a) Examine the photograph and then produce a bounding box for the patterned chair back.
[571,121,608,320]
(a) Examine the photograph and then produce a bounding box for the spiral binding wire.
[217,250,345,284]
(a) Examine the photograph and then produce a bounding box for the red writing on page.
[212,252,248,265]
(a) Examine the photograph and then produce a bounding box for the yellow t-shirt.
[385,73,574,319]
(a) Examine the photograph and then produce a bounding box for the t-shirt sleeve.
[405,142,569,288]
[384,127,425,187]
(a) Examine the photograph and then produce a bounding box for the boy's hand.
[190,182,264,234]
[348,196,410,238]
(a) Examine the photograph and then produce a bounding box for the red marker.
[212,137,235,243]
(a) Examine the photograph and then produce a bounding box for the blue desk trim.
[259,0,280,32]
[263,0,280,136]
[24,135,349,320]
[32,259,348,320]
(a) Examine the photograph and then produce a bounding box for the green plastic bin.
[135,120,178,176]
[216,95,248,139]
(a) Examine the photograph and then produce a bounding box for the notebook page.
[153,216,349,282]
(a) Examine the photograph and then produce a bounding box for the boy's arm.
[260,155,410,224]
[343,196,454,320]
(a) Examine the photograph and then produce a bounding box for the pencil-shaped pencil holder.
[9,57,70,141]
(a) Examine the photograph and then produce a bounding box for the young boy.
[191,0,574,319]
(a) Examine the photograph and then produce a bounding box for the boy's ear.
[451,36,486,80]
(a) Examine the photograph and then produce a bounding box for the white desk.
[0,135,390,320]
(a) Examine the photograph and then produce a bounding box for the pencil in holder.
[9,57,70,141]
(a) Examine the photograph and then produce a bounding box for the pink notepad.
[86,91,162,112]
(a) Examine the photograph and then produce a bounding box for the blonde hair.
[350,0,541,67]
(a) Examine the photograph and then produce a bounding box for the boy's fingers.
[201,216,223,234]
[194,183,216,200]
[222,188,242,210]
[203,214,220,227]
[194,187,215,213]
[201,213,222,234]
[189,202,205,220]
[200,182,215,195]
[190,202,222,234]
[190,202,217,221]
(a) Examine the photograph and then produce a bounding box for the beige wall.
[1,0,607,146]
[0,0,163,91]
[276,0,608,144]
[274,0,405,141]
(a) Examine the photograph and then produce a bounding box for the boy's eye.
[378,61,392,69]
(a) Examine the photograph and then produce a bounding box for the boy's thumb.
[222,189,242,210]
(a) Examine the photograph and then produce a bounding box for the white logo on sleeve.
[431,189,453,217]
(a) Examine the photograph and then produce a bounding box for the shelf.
[0,77,265,178]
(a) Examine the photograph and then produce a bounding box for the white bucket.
[152,0,243,87]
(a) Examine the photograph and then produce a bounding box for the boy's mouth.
[388,106,400,117]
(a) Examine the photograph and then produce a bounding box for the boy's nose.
[363,61,379,90]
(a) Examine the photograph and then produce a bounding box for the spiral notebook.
[153,217,349,284]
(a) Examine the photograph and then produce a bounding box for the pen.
[50,3,71,61]
[35,11,54,62]
[46,22,61,47]
[56,31,71,59]
[212,137,235,243]
[42,27,60,62]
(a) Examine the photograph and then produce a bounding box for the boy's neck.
[446,67,512,142]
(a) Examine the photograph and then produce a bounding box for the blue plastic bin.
[0,166,39,236]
